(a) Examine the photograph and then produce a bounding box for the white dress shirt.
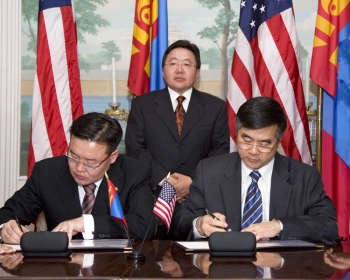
[193,157,281,238]
[168,87,192,112]
[241,158,274,223]
[79,177,103,239]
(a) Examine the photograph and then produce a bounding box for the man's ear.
[110,150,119,164]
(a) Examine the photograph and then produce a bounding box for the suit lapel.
[181,89,206,139]
[153,88,179,140]
[57,160,82,218]
[93,160,124,215]
[219,153,242,231]
[269,153,292,219]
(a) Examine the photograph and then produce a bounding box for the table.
[0,240,349,278]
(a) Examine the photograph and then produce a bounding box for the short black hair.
[236,96,287,141]
[70,112,122,154]
[162,40,201,69]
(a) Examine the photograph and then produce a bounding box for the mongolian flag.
[27,0,83,176]
[105,172,128,230]
[128,0,168,96]
[310,0,350,239]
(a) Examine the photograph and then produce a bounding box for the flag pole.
[316,85,323,174]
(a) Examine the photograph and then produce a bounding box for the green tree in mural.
[101,40,121,64]
[299,40,309,59]
[196,0,238,98]
[199,47,221,69]
[21,0,110,71]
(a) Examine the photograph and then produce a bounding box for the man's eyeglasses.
[237,141,277,153]
[66,153,110,170]
[164,62,197,70]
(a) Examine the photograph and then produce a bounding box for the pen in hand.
[15,216,23,233]
[205,209,232,232]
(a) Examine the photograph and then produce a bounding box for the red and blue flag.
[106,174,128,230]
[128,0,168,96]
[310,1,350,239]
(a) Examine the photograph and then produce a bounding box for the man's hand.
[0,253,23,270]
[52,217,84,241]
[241,220,281,240]
[1,220,29,244]
[0,244,16,254]
[196,212,228,237]
[168,173,192,203]
[254,252,282,268]
[324,248,350,269]
[195,253,211,274]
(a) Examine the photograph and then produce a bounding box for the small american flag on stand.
[153,180,176,233]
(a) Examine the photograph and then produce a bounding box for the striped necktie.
[82,183,96,214]
[242,171,262,229]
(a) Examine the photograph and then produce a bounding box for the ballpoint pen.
[205,209,232,232]
[15,216,23,233]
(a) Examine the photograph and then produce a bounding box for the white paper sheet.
[172,240,319,252]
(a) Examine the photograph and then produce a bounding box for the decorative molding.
[0,0,22,206]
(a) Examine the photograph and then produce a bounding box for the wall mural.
[20,0,318,175]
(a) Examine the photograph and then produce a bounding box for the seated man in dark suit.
[125,40,229,238]
[173,96,339,244]
[0,112,155,244]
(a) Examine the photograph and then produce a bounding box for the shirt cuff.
[278,220,283,231]
[192,217,206,239]
[82,214,94,240]
[82,253,94,268]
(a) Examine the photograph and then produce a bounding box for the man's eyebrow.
[68,149,97,161]
[259,139,272,144]
[241,133,252,139]
[241,133,272,144]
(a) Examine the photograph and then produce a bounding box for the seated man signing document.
[172,97,339,244]
[0,112,154,244]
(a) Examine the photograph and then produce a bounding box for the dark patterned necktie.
[175,96,186,137]
[81,267,94,277]
[242,171,262,229]
[82,183,96,214]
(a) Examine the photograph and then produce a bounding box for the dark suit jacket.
[173,152,340,244]
[125,87,230,188]
[0,155,155,240]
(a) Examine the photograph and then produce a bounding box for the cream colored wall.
[0,0,23,206]
[21,79,222,98]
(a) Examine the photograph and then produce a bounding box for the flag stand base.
[127,251,146,261]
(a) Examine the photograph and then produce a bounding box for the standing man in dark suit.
[125,40,229,237]
[173,97,339,244]
[0,112,155,244]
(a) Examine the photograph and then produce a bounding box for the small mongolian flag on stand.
[105,172,128,230]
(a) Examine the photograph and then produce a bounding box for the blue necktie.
[242,171,262,229]
[256,265,264,278]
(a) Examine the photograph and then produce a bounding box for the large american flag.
[27,0,83,176]
[153,180,176,232]
[227,0,312,164]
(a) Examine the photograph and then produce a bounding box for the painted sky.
[76,0,318,58]
[21,0,318,61]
